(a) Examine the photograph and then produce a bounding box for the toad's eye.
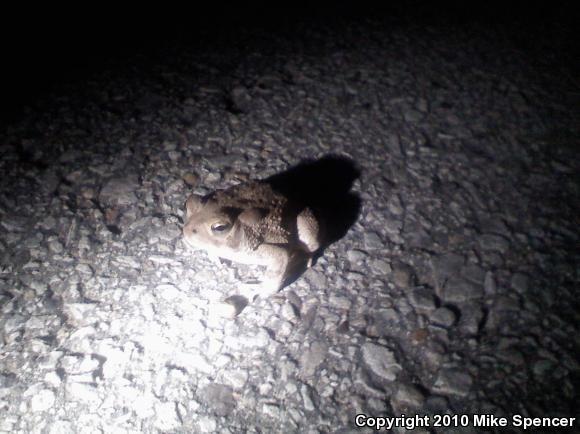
[211,222,231,233]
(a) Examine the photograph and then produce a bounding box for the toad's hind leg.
[256,244,292,297]
[297,207,322,267]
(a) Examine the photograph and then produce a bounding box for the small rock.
[384,218,403,235]
[228,86,252,114]
[430,307,457,328]
[300,384,316,412]
[262,403,282,419]
[441,276,483,302]
[300,341,328,378]
[478,234,510,253]
[75,264,93,275]
[363,232,384,250]
[65,382,100,404]
[285,381,298,395]
[533,359,555,377]
[99,175,140,207]
[197,415,217,433]
[433,253,464,282]
[48,421,74,434]
[409,328,430,345]
[458,304,484,334]
[63,303,97,327]
[183,173,200,187]
[377,308,400,324]
[30,389,55,412]
[328,295,351,310]
[483,271,496,295]
[387,194,404,216]
[38,216,57,231]
[391,263,415,288]
[347,249,367,263]
[304,269,327,288]
[370,258,391,274]
[393,383,425,408]
[408,287,437,310]
[211,298,245,319]
[222,369,249,390]
[47,238,64,254]
[281,302,298,321]
[3,314,26,342]
[510,273,529,293]
[432,368,472,397]
[155,401,181,431]
[279,359,298,382]
[461,264,486,284]
[199,384,235,416]
[424,395,450,414]
[21,277,48,295]
[361,343,401,381]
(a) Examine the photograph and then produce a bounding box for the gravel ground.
[0,7,578,434]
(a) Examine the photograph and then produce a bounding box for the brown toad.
[183,181,322,307]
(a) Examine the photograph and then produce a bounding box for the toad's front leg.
[249,244,293,299]
[240,244,309,300]
[216,246,310,318]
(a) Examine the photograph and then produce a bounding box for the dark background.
[1,1,577,127]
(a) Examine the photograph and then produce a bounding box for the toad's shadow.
[266,154,361,249]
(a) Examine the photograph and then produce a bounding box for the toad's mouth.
[182,235,198,251]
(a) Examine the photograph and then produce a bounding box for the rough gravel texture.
[0,8,578,434]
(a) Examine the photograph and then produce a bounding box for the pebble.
[48,421,74,434]
[199,384,235,416]
[300,383,316,412]
[347,249,368,263]
[183,173,200,187]
[391,263,415,288]
[304,269,327,288]
[424,395,450,414]
[222,369,249,390]
[369,258,391,274]
[300,341,328,378]
[361,343,402,382]
[30,389,55,412]
[197,415,218,433]
[99,175,140,206]
[38,216,58,231]
[228,86,253,114]
[441,276,483,302]
[155,401,181,431]
[392,383,425,408]
[262,403,282,419]
[363,232,384,250]
[408,287,438,310]
[63,303,97,327]
[432,369,473,397]
[483,271,496,295]
[433,254,465,281]
[65,382,101,404]
[430,307,457,328]
[458,304,485,335]
[21,277,48,295]
[510,273,529,293]
[478,234,511,252]
[47,238,64,254]
[460,264,486,284]
[281,301,298,321]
